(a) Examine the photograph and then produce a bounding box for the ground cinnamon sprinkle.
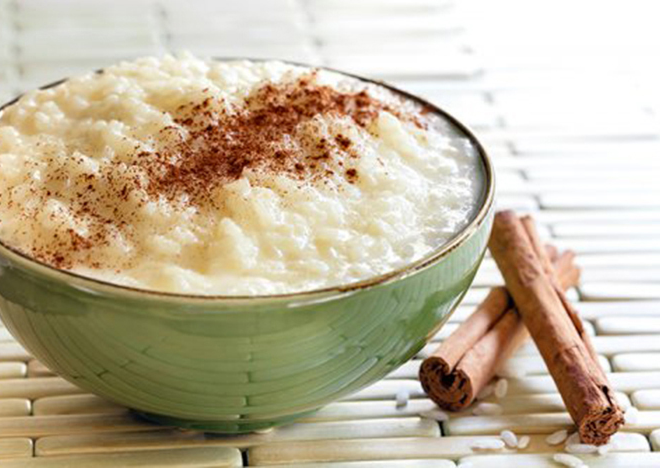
[24,71,422,270]
[140,72,416,203]
[345,168,359,183]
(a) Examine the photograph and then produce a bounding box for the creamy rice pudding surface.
[0,54,483,295]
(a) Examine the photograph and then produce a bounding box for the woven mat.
[1,0,660,466]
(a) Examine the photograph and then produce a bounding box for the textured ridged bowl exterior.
[0,206,491,432]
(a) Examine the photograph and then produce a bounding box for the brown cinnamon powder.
[24,71,423,270]
[141,72,416,203]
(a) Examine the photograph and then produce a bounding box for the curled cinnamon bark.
[489,211,623,445]
[419,246,578,411]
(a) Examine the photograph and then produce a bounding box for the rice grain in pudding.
[0,54,484,295]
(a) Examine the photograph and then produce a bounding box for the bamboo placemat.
[0,0,660,466]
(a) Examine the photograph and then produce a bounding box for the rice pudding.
[0,54,484,295]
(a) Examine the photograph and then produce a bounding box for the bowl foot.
[133,409,318,434]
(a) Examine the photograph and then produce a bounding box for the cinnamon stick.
[419,248,578,411]
[520,216,601,371]
[489,211,623,445]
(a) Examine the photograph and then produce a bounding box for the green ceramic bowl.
[0,63,495,433]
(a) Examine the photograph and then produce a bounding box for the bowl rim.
[0,57,495,302]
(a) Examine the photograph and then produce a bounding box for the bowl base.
[133,409,318,434]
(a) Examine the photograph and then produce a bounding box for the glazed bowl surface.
[0,60,495,433]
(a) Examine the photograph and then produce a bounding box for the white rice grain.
[472,402,503,416]
[494,378,508,399]
[553,453,586,468]
[500,429,518,448]
[565,443,598,454]
[517,435,531,449]
[254,427,274,434]
[396,388,410,408]
[625,406,639,425]
[546,429,569,446]
[565,432,581,446]
[471,438,506,451]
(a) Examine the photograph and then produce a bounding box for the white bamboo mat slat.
[0,0,659,465]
